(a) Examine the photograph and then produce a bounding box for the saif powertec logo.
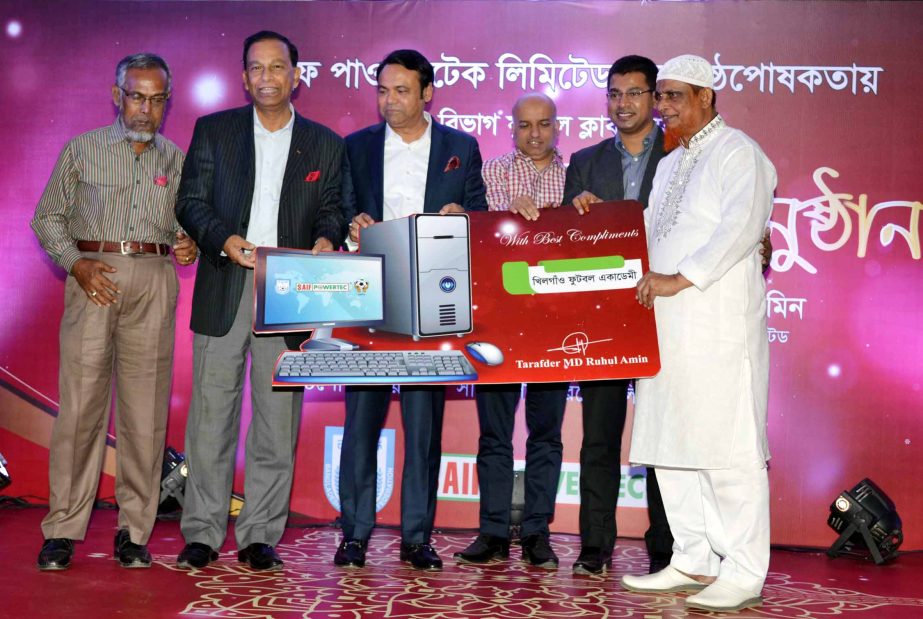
[296,282,351,292]
[437,454,651,507]
[323,426,395,512]
[283,280,372,294]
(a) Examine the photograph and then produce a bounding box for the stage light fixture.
[0,452,10,490]
[157,448,244,516]
[159,447,187,510]
[827,478,902,565]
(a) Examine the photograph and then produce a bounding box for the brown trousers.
[42,252,178,545]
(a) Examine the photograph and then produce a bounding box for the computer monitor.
[253,247,385,334]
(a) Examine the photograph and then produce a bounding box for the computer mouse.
[465,341,504,367]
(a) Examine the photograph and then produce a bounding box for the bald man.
[454,93,569,569]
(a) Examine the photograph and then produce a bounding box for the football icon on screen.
[355,278,369,295]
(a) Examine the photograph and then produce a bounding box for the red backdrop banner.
[0,0,920,549]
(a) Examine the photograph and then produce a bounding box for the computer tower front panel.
[414,214,472,336]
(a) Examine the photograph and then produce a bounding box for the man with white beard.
[32,52,196,571]
[621,54,776,613]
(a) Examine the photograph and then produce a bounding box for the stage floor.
[2,505,921,618]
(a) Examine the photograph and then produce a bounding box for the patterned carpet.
[162,530,923,619]
[3,507,922,618]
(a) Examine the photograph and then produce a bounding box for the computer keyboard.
[273,350,479,385]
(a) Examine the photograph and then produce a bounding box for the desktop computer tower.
[359,213,472,338]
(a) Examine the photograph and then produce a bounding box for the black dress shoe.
[453,534,510,564]
[238,543,283,571]
[114,529,152,568]
[521,534,559,569]
[38,538,74,571]
[176,542,219,569]
[572,546,613,575]
[333,538,368,568]
[399,542,443,570]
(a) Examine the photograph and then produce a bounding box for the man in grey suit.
[175,30,344,571]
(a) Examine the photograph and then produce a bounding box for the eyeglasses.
[653,90,685,103]
[120,87,169,107]
[606,89,653,101]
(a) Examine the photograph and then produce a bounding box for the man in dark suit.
[564,55,675,576]
[333,49,487,571]
[174,31,344,571]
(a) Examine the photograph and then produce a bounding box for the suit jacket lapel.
[280,113,310,206]
[638,129,665,209]
[604,138,625,201]
[370,125,386,217]
[423,122,446,213]
[236,108,256,225]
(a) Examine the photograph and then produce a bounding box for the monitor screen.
[253,248,385,334]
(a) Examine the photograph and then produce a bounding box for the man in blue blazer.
[175,31,344,571]
[334,49,487,570]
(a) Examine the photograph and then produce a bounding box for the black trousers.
[339,385,445,544]
[579,380,673,559]
[474,383,568,539]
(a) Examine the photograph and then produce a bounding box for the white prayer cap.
[657,54,714,88]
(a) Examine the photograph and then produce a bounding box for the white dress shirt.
[345,112,434,252]
[246,104,295,248]
[382,111,432,221]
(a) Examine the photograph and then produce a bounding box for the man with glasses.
[621,54,776,613]
[566,55,675,576]
[32,53,196,570]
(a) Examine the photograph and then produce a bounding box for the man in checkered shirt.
[454,93,570,569]
[481,93,565,219]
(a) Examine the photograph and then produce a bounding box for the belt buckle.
[120,240,141,255]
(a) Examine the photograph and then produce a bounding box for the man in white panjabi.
[620,54,777,613]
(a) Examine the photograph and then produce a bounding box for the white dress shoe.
[685,580,762,612]
[621,565,709,593]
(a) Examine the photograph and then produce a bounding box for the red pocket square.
[443,156,461,172]
[304,171,321,182]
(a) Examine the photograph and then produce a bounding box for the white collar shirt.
[382,111,432,222]
[246,104,295,247]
